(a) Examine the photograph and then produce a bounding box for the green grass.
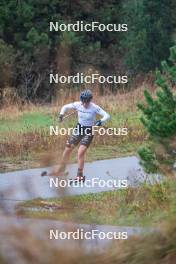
[0,110,141,135]
[0,100,142,134]
[18,181,174,227]
[110,111,141,125]
[0,107,146,172]
[0,112,52,134]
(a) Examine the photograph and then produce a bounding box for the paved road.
[0,157,160,260]
[0,156,161,205]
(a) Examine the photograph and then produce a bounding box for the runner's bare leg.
[52,145,74,175]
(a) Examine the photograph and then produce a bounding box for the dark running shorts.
[66,123,94,148]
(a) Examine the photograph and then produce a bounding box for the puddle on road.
[0,215,155,254]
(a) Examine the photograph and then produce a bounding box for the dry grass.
[0,84,148,120]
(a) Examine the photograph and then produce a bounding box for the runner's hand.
[59,114,64,122]
[95,120,102,126]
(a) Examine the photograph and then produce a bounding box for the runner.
[43,89,110,180]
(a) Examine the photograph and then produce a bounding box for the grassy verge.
[18,180,175,227]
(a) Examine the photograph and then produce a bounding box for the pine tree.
[122,0,174,72]
[137,46,176,177]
